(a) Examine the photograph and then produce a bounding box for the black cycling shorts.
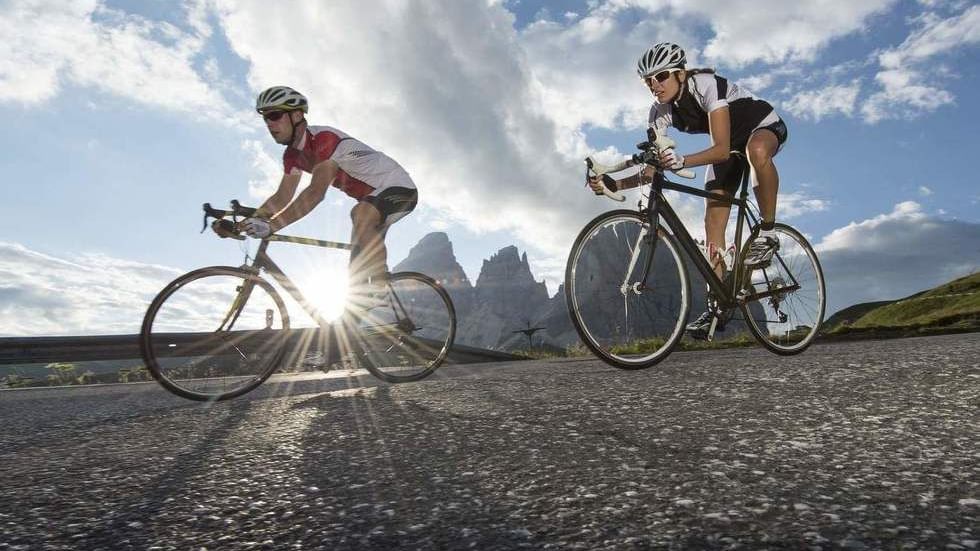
[362,186,418,227]
[706,118,788,195]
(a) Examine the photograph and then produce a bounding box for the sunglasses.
[644,69,680,86]
[261,110,289,122]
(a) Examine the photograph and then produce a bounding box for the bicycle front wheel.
[140,266,291,401]
[565,210,690,369]
[355,271,456,383]
[739,223,826,354]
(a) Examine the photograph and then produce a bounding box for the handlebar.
[201,200,259,239]
[584,134,697,202]
[585,157,626,202]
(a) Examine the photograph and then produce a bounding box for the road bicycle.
[139,201,456,401]
[565,137,826,369]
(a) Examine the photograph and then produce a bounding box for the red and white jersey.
[283,125,415,200]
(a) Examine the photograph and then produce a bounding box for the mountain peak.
[392,231,470,287]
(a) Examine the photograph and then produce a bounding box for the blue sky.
[0,0,978,336]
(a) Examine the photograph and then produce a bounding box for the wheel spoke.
[740,224,825,354]
[141,269,290,401]
[566,212,689,369]
[357,272,455,383]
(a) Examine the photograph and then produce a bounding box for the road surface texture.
[1,334,978,550]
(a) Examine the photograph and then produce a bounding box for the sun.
[300,271,349,322]
[288,254,351,324]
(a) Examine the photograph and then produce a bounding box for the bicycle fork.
[618,207,662,323]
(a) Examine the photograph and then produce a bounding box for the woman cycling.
[589,42,788,338]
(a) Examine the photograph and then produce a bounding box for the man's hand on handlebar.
[211,219,242,239]
[242,217,272,239]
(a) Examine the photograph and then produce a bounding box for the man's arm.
[268,160,340,233]
[256,172,302,219]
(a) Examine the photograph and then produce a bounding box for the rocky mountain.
[394,232,762,351]
[392,232,472,289]
[394,235,551,350]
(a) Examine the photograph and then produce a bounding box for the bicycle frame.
[236,234,353,329]
[628,160,801,310]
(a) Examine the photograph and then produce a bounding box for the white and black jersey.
[649,71,780,149]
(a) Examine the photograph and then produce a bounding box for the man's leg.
[349,201,386,288]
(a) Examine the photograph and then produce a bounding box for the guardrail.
[0,331,524,366]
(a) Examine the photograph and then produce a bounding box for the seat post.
[731,150,751,201]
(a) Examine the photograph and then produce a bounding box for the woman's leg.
[746,129,780,225]
[705,189,734,279]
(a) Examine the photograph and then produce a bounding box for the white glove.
[660,148,685,171]
[243,217,272,238]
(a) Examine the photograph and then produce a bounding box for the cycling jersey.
[283,125,416,201]
[648,72,787,193]
[648,72,780,149]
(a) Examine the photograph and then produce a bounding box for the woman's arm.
[587,164,653,193]
[680,106,732,168]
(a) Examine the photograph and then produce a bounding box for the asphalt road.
[1,334,978,550]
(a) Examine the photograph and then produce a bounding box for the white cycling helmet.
[255,86,309,113]
[637,42,687,78]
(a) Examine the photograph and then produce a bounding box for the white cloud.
[428,218,451,231]
[815,202,980,314]
[783,83,861,122]
[740,73,775,93]
[517,0,895,134]
[878,6,980,69]
[861,67,955,123]
[0,0,246,126]
[918,185,934,196]
[779,191,830,218]
[242,139,284,198]
[862,5,979,122]
[213,0,618,281]
[614,0,897,66]
[519,9,680,139]
[0,242,182,336]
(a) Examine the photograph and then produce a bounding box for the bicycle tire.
[565,210,690,369]
[738,223,826,355]
[139,266,291,401]
[357,271,456,383]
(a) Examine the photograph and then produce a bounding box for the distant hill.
[823,300,899,330]
[825,272,980,337]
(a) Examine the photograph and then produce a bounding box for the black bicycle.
[139,201,456,401]
[565,140,826,369]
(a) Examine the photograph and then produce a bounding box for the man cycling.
[588,42,788,339]
[233,86,418,318]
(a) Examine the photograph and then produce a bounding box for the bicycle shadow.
[286,383,553,549]
[44,398,258,548]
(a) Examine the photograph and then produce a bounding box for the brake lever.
[584,157,626,202]
[201,203,212,233]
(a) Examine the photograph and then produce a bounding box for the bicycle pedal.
[706,316,721,341]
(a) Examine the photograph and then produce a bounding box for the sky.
[0,0,978,336]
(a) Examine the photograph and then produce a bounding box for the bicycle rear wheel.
[738,223,825,354]
[565,210,690,369]
[140,266,290,401]
[354,271,456,383]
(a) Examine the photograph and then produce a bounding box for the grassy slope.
[833,272,980,333]
[823,300,895,331]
